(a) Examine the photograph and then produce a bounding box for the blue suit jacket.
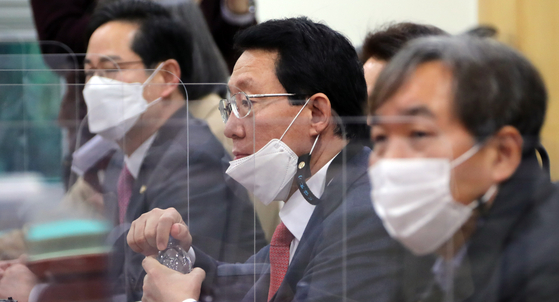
[194,143,406,302]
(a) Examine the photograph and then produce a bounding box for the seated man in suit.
[368,35,559,301]
[128,17,405,302]
[82,0,265,299]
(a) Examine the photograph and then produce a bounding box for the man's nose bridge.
[224,112,244,138]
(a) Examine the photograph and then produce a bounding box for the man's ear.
[308,93,331,136]
[489,126,523,183]
[159,59,181,98]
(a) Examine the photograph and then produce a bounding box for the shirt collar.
[432,243,469,292]
[280,156,336,241]
[124,133,157,179]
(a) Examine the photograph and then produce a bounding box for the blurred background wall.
[257,0,478,43]
[0,0,36,41]
[0,0,480,43]
[479,0,559,180]
[0,0,63,182]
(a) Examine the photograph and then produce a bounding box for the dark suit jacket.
[194,143,406,302]
[404,152,559,302]
[103,107,266,301]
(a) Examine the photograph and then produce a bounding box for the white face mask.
[83,63,164,141]
[225,98,311,205]
[368,144,497,255]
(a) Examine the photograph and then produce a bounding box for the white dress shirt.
[432,244,469,292]
[123,133,157,179]
[280,156,336,263]
[188,155,336,266]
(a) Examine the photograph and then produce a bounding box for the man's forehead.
[229,49,282,91]
[364,57,386,95]
[370,105,437,127]
[373,62,453,121]
[229,75,255,91]
[86,21,140,63]
[233,49,277,70]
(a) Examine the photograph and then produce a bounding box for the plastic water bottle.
[157,236,192,274]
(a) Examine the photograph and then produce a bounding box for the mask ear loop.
[451,141,498,216]
[142,62,166,107]
[279,97,312,141]
[273,96,320,204]
[471,184,498,216]
[142,62,165,87]
[309,134,320,155]
[450,143,481,169]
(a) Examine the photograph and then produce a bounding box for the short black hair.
[370,35,547,152]
[234,17,368,140]
[87,0,193,98]
[361,22,447,63]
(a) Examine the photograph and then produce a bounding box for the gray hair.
[369,35,547,151]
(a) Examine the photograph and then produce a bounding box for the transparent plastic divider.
[0,65,473,300]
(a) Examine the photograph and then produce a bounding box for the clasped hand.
[127,207,205,302]
[128,207,192,256]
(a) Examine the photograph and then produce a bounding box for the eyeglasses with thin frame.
[219,92,298,123]
[84,60,144,81]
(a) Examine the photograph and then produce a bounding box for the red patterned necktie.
[117,166,134,224]
[268,221,294,301]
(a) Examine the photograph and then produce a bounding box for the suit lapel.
[124,106,189,222]
[270,143,369,301]
[136,106,188,179]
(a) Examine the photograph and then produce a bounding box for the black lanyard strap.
[295,153,320,205]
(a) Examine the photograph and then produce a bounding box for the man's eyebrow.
[400,105,436,118]
[100,55,122,62]
[369,105,435,125]
[83,55,123,66]
[233,76,254,91]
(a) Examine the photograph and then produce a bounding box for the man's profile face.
[369,61,493,205]
[225,49,313,159]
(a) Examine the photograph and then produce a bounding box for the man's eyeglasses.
[84,60,144,81]
[218,92,298,123]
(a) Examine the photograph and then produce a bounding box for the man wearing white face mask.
[82,1,266,300]
[127,17,406,302]
[368,35,559,301]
